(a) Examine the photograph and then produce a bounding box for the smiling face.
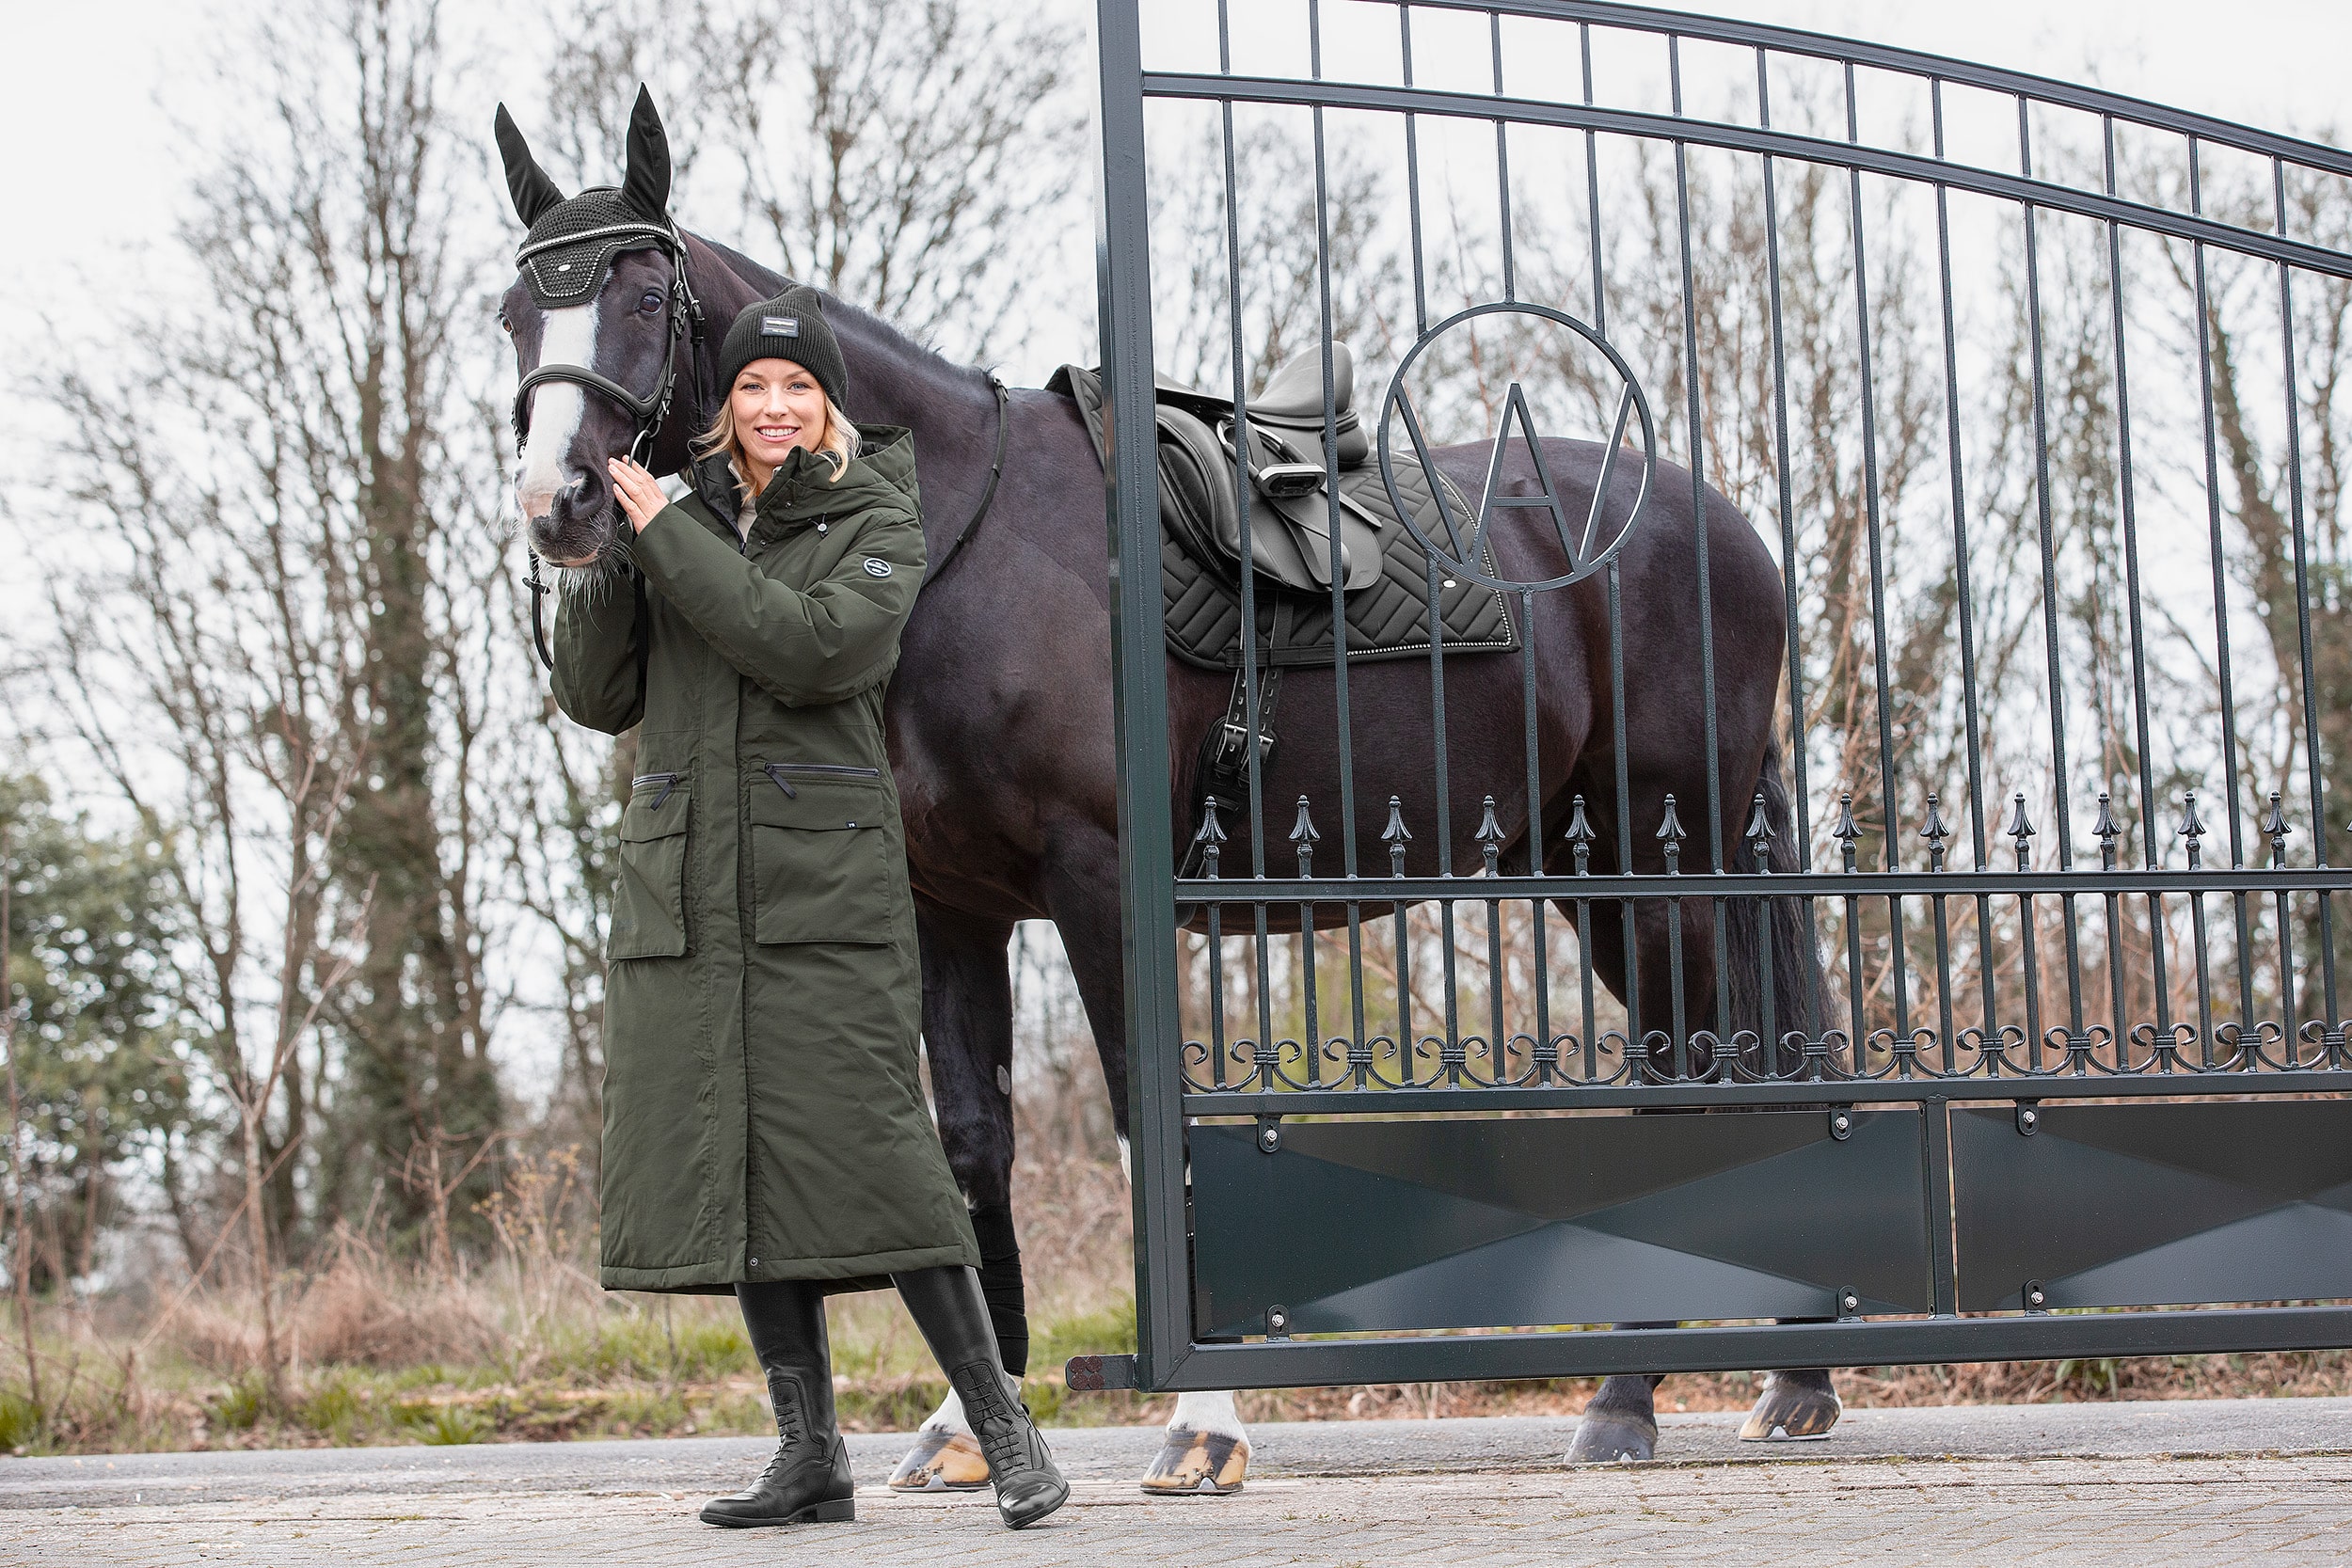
[502,247,678,568]
[730,358,831,486]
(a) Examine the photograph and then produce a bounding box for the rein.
[919,373,1010,595]
[516,218,708,673]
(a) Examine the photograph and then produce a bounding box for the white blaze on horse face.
[515,304,598,523]
[1116,1134,1131,1184]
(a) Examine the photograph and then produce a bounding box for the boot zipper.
[630,771,681,808]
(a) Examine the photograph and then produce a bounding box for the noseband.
[514,219,709,671]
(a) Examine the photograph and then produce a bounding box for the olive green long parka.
[553,427,978,1293]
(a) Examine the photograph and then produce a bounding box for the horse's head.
[496,87,693,570]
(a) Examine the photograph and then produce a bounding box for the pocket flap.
[747,765,886,832]
[620,782,691,843]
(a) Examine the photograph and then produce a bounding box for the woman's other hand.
[609,456,667,532]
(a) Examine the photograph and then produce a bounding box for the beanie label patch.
[760,315,801,338]
[862,558,893,578]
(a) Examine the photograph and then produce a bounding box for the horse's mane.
[691,232,994,396]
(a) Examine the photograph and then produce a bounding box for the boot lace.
[953,1364,1037,1479]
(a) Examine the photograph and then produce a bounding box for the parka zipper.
[630,771,682,808]
[761,761,882,799]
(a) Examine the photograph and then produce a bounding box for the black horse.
[497,89,1839,1483]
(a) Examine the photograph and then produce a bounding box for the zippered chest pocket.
[747,764,898,945]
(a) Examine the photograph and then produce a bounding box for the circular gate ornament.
[1376,301,1658,594]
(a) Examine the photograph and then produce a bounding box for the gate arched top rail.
[1404,0,2352,179]
[1142,0,2352,280]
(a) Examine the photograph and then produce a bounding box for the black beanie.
[718,286,849,410]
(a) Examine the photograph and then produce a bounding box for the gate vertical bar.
[1093,0,1190,1388]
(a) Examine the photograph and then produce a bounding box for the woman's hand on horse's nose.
[609,456,665,531]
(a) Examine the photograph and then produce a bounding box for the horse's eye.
[638,290,664,314]
[497,309,512,334]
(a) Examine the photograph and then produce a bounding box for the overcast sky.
[6,0,2347,380]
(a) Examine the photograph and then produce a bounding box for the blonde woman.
[563,285,1067,1532]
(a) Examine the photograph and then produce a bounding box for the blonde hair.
[691,390,859,513]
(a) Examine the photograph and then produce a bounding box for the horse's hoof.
[1565,1410,1658,1464]
[1139,1426,1249,1494]
[888,1429,992,1491]
[1738,1372,1843,1441]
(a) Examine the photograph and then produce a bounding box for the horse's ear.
[495,103,565,227]
[621,85,671,222]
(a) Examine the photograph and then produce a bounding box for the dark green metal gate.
[1073,0,2352,1396]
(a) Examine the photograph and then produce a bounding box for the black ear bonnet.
[515,188,672,308]
[498,86,678,309]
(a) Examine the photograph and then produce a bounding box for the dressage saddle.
[1055,345,1388,595]
[1052,344,1521,874]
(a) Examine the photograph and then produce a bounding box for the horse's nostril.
[548,475,597,525]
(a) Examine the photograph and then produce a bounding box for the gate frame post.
[1091,0,1192,1392]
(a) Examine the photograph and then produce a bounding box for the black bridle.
[512,228,1013,672]
[514,218,708,672]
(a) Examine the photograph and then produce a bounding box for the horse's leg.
[1565,839,1846,1451]
[1041,844,1250,1497]
[889,900,1020,1493]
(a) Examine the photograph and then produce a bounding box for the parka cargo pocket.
[609,772,691,960]
[749,763,896,944]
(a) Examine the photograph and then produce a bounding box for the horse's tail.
[1723,737,1823,1071]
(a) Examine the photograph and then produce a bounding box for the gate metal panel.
[1952,1101,2352,1312]
[1193,1111,1933,1337]
[1081,0,2352,1395]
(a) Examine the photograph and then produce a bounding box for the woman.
[554,284,1066,1531]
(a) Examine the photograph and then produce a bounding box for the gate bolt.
[2017,1103,2041,1135]
[1838,1290,1861,1318]
[1829,1111,1852,1141]
[2025,1280,2049,1311]
[1266,1305,1290,1338]
[1257,1118,1282,1153]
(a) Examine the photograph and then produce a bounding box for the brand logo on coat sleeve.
[862,558,892,578]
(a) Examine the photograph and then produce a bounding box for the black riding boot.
[894,1264,1069,1529]
[701,1280,856,1528]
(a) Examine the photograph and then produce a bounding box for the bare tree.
[30,0,512,1267]
[540,0,1080,364]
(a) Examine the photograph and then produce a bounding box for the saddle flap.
[1261,485,1385,592]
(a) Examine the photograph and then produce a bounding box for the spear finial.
[1921,793,1951,872]
[2007,792,2036,870]
[1194,794,1227,879]
[1744,790,1775,870]
[1564,794,1596,877]
[1657,794,1686,875]
[2177,790,2205,870]
[1475,796,1505,877]
[1381,796,1411,878]
[1289,795,1320,878]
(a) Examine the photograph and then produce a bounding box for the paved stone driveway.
[7,1402,2350,1566]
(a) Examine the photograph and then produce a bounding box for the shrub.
[413,1403,491,1446]
[208,1373,269,1431]
[0,1393,40,1451]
